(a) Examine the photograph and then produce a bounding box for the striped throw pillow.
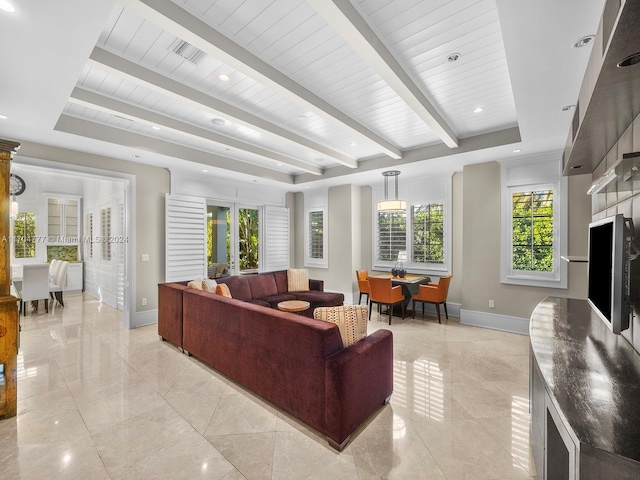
[314,305,368,347]
[287,268,309,292]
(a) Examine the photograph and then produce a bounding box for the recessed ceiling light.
[350,142,357,147]
[573,35,595,48]
[218,74,230,82]
[133,154,141,158]
[562,105,576,111]
[152,126,160,130]
[314,158,324,162]
[0,114,7,119]
[473,107,484,113]
[298,114,307,119]
[211,118,226,126]
[447,53,461,63]
[0,1,15,12]
[617,52,640,68]
[513,149,522,153]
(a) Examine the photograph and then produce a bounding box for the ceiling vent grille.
[169,39,205,65]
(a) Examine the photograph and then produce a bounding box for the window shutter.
[165,193,206,282]
[309,211,323,259]
[263,205,289,272]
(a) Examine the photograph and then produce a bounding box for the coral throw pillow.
[216,283,232,298]
[314,305,368,347]
[287,268,310,292]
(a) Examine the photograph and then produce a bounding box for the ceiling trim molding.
[294,127,521,184]
[308,0,459,149]
[68,87,323,176]
[119,0,403,160]
[54,114,295,184]
[89,47,358,169]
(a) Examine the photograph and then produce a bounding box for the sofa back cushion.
[248,273,279,299]
[273,270,289,294]
[217,275,252,300]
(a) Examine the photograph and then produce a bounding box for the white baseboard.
[132,309,158,328]
[459,309,529,335]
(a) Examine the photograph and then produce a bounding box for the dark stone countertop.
[530,297,640,463]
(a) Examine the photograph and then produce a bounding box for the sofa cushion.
[273,270,289,294]
[216,283,232,298]
[249,273,279,299]
[293,290,344,307]
[217,276,252,300]
[247,299,271,308]
[314,305,368,347]
[260,293,297,308]
[287,268,310,292]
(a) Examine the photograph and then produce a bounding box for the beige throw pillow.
[287,268,310,292]
[187,278,204,290]
[314,305,368,347]
[202,278,218,292]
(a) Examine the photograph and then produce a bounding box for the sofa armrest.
[324,329,393,449]
[309,278,324,291]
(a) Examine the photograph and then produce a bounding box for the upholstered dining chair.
[367,276,405,325]
[412,275,452,323]
[19,264,50,316]
[356,270,370,305]
[49,259,61,283]
[49,261,69,307]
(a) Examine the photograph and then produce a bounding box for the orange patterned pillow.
[314,305,368,347]
[215,283,232,298]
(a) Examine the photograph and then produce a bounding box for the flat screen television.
[587,214,631,334]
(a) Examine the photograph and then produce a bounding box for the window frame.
[500,161,568,288]
[372,176,451,275]
[304,207,328,268]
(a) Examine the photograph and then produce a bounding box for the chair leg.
[369,302,373,321]
[45,299,48,313]
[444,302,448,319]
[435,303,441,324]
[413,301,417,319]
[388,303,392,325]
[401,302,405,319]
[21,300,25,316]
[358,293,363,305]
[422,302,425,316]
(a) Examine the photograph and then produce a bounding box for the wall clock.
[10,173,25,196]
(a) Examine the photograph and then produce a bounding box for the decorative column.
[0,138,20,419]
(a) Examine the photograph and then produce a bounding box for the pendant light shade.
[377,170,406,213]
[10,196,18,219]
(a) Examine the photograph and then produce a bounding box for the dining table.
[370,273,430,316]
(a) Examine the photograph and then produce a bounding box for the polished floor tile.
[0,293,537,479]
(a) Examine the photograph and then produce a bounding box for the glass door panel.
[236,207,259,274]
[207,204,233,277]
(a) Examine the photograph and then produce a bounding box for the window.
[377,211,406,261]
[101,207,111,261]
[511,190,554,272]
[85,213,93,258]
[501,159,567,288]
[305,208,327,267]
[14,212,36,258]
[412,203,444,264]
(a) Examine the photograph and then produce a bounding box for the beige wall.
[15,142,170,320]
[461,161,591,319]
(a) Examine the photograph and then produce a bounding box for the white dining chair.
[19,264,50,316]
[50,261,69,307]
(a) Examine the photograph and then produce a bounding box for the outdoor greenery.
[378,211,406,261]
[14,212,36,258]
[412,203,444,264]
[237,208,259,270]
[512,190,554,272]
[309,211,323,259]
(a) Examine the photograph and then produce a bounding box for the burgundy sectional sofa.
[157,275,393,450]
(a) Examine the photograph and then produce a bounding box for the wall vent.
[169,39,205,65]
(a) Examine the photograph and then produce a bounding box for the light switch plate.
[141,254,149,262]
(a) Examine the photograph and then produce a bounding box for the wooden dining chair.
[412,275,452,323]
[356,270,370,305]
[367,276,405,325]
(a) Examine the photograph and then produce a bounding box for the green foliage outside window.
[309,211,323,259]
[412,203,444,264]
[14,212,36,258]
[512,190,554,272]
[237,208,259,270]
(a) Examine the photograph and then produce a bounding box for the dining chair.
[50,261,69,307]
[412,275,452,323]
[367,276,405,325]
[19,264,50,316]
[356,270,370,305]
[49,259,61,283]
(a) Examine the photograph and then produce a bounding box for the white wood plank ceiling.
[59,0,519,183]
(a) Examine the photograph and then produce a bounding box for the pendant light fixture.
[377,170,406,213]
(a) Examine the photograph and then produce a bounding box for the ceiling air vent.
[169,39,205,65]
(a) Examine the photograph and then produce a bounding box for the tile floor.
[0,293,536,479]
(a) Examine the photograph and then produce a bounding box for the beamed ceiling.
[0,0,607,188]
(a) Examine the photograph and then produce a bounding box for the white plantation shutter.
[263,205,289,272]
[165,193,206,282]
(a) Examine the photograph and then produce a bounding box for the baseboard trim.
[132,309,158,328]
[459,309,529,335]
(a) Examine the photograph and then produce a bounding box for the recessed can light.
[447,53,461,63]
[133,154,141,158]
[202,169,208,173]
[573,35,595,48]
[513,149,522,153]
[0,1,15,12]
[211,118,226,126]
[0,114,7,119]
[350,142,357,147]
[152,126,160,130]
[562,105,576,111]
[277,163,283,166]
[617,52,640,68]
[219,74,230,82]
[473,107,484,113]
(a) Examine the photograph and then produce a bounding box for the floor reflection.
[393,358,445,421]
